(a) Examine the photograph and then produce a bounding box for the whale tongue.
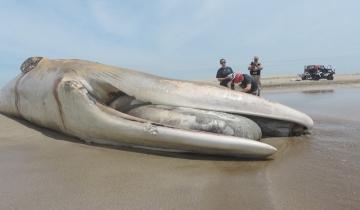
[106,94,262,140]
[126,105,262,140]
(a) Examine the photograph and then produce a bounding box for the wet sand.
[1,82,360,209]
[264,88,360,209]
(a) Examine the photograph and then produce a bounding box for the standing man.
[248,56,263,96]
[216,58,234,89]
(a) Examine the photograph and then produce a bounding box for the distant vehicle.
[300,65,335,80]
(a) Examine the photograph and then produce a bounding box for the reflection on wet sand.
[302,89,334,94]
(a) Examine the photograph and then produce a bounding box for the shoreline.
[200,74,360,92]
[261,73,360,92]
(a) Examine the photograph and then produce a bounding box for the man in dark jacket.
[216,58,234,88]
[232,72,259,96]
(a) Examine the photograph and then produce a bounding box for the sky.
[1,0,360,86]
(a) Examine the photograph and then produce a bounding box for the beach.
[204,73,360,92]
[1,74,360,210]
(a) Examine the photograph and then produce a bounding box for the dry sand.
[1,74,360,210]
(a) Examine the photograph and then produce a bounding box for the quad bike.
[300,65,335,80]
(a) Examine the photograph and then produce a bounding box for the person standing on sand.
[248,56,263,96]
[216,58,234,89]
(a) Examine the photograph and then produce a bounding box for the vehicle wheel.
[301,76,306,80]
[314,75,320,80]
[327,75,334,80]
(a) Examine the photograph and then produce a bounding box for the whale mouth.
[61,84,278,158]
[88,84,306,141]
[87,88,261,141]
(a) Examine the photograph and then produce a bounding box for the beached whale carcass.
[0,57,313,158]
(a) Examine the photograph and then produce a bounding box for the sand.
[1,74,360,210]
[0,114,278,210]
